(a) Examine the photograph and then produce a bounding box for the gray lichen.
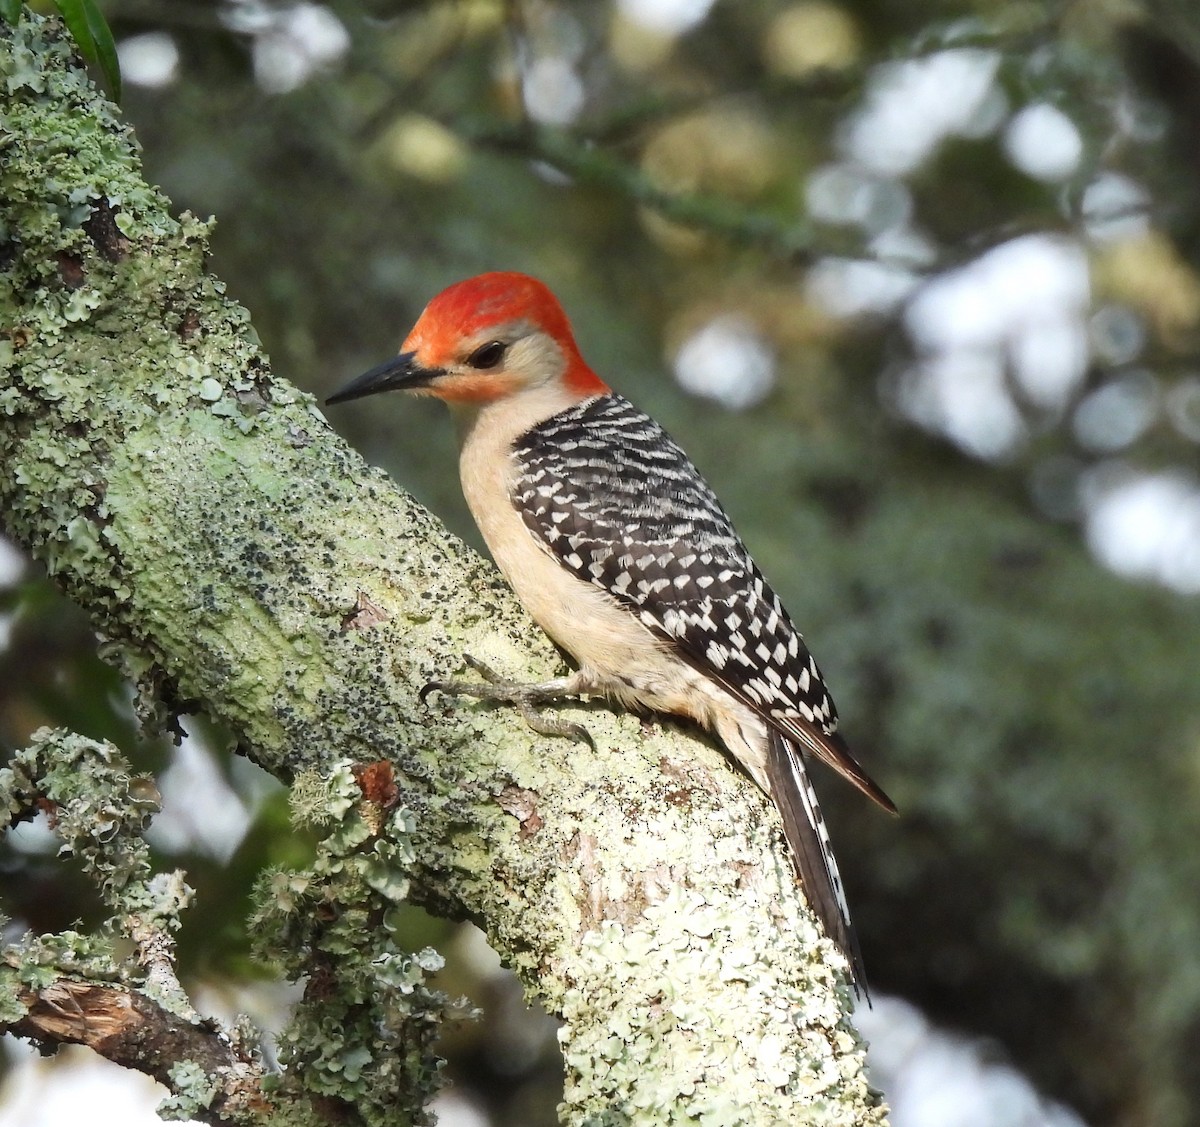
[160,1061,222,1122]
[0,729,269,1124]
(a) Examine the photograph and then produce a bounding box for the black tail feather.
[765,729,869,1000]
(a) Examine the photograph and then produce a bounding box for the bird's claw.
[420,655,531,705]
[514,702,595,748]
[420,654,593,747]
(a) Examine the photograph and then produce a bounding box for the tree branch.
[455,115,819,258]
[11,980,267,1125]
[0,727,269,1125]
[0,13,886,1125]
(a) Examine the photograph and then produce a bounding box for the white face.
[490,328,569,388]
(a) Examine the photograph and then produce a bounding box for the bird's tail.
[765,729,868,999]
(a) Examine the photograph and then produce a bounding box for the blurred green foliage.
[4,1,1200,1124]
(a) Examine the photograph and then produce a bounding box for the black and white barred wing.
[511,393,892,812]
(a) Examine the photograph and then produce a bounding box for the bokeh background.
[4,2,1200,1125]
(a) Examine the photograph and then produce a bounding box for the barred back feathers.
[512,393,841,736]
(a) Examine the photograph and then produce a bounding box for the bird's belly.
[497,542,772,789]
[500,540,684,704]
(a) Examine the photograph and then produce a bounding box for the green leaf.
[54,0,122,102]
[0,0,23,24]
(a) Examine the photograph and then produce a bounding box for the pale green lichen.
[0,728,160,900]
[558,882,883,1125]
[0,728,197,1015]
[4,929,121,994]
[250,759,463,1126]
[199,376,224,402]
[0,731,231,1110]
[159,1060,220,1121]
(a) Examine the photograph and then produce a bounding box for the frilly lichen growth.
[0,727,161,894]
[0,727,198,1014]
[159,1060,221,1122]
[251,761,469,1126]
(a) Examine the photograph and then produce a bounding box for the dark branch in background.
[455,116,819,259]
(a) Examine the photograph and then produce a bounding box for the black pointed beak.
[325,351,441,405]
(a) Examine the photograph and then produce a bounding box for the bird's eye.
[467,341,507,369]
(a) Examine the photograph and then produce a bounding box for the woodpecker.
[327,272,894,990]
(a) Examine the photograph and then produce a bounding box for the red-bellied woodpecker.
[327,272,894,990]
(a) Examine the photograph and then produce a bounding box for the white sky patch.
[522,56,585,125]
[1004,103,1084,182]
[191,977,304,1074]
[805,164,912,234]
[0,1042,189,1127]
[1082,467,1200,594]
[0,538,24,587]
[842,49,1005,176]
[5,811,57,855]
[222,2,349,94]
[1089,304,1146,367]
[145,730,252,863]
[673,315,776,410]
[900,235,1091,450]
[860,995,1088,1127]
[1166,377,1200,443]
[1008,313,1090,413]
[117,32,180,89]
[870,224,939,269]
[1072,372,1158,453]
[893,349,1027,461]
[807,257,920,318]
[907,236,1089,354]
[1081,173,1150,243]
[617,0,716,36]
[514,9,586,125]
[430,1092,491,1127]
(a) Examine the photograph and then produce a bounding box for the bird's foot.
[421,655,594,747]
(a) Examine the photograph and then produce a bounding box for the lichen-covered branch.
[0,728,267,1125]
[250,759,461,1126]
[0,14,886,1125]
